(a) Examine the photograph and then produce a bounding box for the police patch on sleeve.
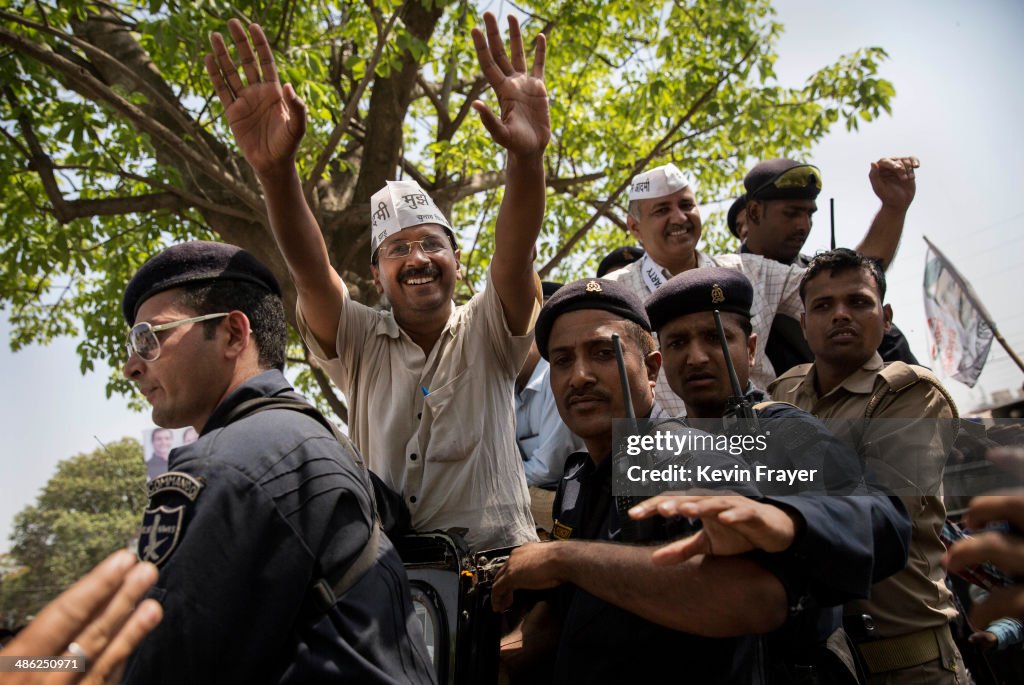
[137,471,204,566]
[138,504,185,566]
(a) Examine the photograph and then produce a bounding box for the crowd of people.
[3,12,1023,685]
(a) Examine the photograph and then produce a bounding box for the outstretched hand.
[869,156,919,212]
[630,494,800,565]
[0,550,162,685]
[470,13,550,159]
[204,19,307,177]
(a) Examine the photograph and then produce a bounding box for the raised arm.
[856,156,919,270]
[471,13,549,334]
[205,20,344,357]
[491,540,786,636]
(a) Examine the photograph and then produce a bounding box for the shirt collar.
[522,358,549,395]
[834,352,885,395]
[201,369,295,434]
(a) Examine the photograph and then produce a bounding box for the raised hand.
[869,155,920,212]
[471,13,550,159]
[630,494,799,565]
[204,19,307,177]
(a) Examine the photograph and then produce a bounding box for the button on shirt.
[297,272,538,552]
[515,358,585,488]
[601,251,805,416]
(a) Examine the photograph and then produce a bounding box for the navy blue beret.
[744,158,821,202]
[644,267,753,332]
[726,194,747,238]
[123,241,281,324]
[596,246,645,278]
[535,278,651,360]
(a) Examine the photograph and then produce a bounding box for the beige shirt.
[297,275,539,552]
[769,353,958,637]
[603,251,804,415]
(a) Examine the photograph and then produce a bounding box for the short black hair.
[799,248,886,303]
[175,280,288,371]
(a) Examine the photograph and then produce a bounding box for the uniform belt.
[854,624,952,674]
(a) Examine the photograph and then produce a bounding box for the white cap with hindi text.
[628,163,696,201]
[369,180,453,255]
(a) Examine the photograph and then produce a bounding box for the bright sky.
[2,0,1023,553]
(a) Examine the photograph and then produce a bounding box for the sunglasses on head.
[126,312,230,362]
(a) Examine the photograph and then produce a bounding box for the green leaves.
[0,0,896,407]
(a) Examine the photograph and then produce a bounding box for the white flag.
[923,240,994,387]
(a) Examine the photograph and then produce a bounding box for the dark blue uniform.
[547,400,911,684]
[122,370,436,684]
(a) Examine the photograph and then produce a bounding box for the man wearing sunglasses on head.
[204,13,548,552]
[741,157,922,376]
[120,241,436,684]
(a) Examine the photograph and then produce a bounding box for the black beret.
[644,267,753,332]
[123,241,281,324]
[744,158,821,201]
[596,246,645,278]
[535,278,651,360]
[726,194,747,239]
[541,281,563,301]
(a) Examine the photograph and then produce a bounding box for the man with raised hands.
[205,13,549,551]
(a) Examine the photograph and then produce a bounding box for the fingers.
[483,12,514,76]
[972,585,1024,627]
[248,22,279,84]
[471,100,505,141]
[531,33,546,80]
[84,599,163,685]
[71,562,160,669]
[227,19,262,87]
[204,53,235,108]
[651,531,709,565]
[945,530,1024,576]
[507,15,526,74]
[208,29,244,99]
[873,156,920,180]
[15,551,136,654]
[471,25,505,90]
[964,492,1024,531]
[491,566,513,613]
[282,83,309,136]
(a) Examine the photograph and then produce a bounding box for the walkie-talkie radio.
[611,333,658,542]
[713,310,759,435]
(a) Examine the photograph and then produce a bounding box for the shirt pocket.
[422,369,484,463]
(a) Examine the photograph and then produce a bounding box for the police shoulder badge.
[138,472,204,566]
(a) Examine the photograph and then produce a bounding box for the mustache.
[398,264,441,281]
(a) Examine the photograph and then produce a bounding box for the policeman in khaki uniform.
[638,267,911,684]
[769,248,967,684]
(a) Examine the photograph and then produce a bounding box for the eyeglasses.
[126,313,230,362]
[378,235,450,260]
[750,164,822,198]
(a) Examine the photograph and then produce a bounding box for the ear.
[645,350,662,387]
[370,263,384,295]
[626,213,643,243]
[746,199,762,225]
[221,311,252,360]
[746,332,757,368]
[454,248,463,280]
[883,303,893,333]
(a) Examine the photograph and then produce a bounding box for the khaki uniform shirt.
[297,275,539,552]
[603,251,804,415]
[769,353,958,637]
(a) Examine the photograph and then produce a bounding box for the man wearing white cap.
[604,162,908,414]
[206,13,548,551]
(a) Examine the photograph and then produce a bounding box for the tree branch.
[303,6,401,200]
[0,23,265,215]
